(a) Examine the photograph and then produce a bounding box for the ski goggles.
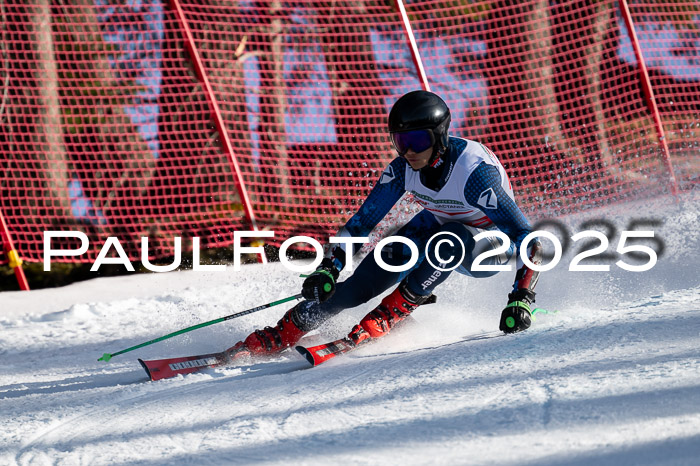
[390,129,435,157]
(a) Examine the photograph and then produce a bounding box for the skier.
[231,90,542,357]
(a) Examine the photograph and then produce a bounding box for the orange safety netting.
[0,0,697,264]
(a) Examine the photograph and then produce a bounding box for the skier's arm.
[463,162,542,332]
[301,158,406,303]
[463,162,532,249]
[326,158,407,272]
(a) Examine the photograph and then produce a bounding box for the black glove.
[499,289,535,334]
[302,258,339,303]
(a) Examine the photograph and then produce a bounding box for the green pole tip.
[323,283,332,292]
[98,353,112,362]
[505,316,515,328]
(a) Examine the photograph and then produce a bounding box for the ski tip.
[138,358,155,381]
[295,346,316,366]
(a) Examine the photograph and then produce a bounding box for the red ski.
[139,344,249,381]
[295,316,424,367]
[139,352,228,381]
[295,338,359,366]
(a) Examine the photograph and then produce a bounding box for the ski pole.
[98,293,303,362]
[531,307,558,320]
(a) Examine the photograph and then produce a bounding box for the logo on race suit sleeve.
[380,165,395,184]
[477,188,498,209]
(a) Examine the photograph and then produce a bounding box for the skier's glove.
[499,289,535,334]
[302,258,339,303]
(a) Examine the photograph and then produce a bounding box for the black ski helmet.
[388,90,451,163]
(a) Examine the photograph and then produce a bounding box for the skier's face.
[403,147,433,170]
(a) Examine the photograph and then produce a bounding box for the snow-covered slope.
[1,193,699,465]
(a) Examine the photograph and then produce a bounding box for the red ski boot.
[348,280,434,346]
[230,306,307,357]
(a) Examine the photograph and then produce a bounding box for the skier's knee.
[440,221,471,238]
[425,222,474,270]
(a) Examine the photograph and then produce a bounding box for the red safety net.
[0,0,696,265]
[627,0,700,183]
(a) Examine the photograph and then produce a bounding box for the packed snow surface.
[1,194,699,465]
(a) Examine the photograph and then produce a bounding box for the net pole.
[0,208,29,290]
[393,0,431,91]
[169,0,260,230]
[618,0,678,197]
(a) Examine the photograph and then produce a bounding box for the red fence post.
[0,209,30,290]
[393,0,431,91]
[169,0,259,231]
[618,0,678,196]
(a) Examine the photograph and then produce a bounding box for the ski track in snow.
[1,193,700,465]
